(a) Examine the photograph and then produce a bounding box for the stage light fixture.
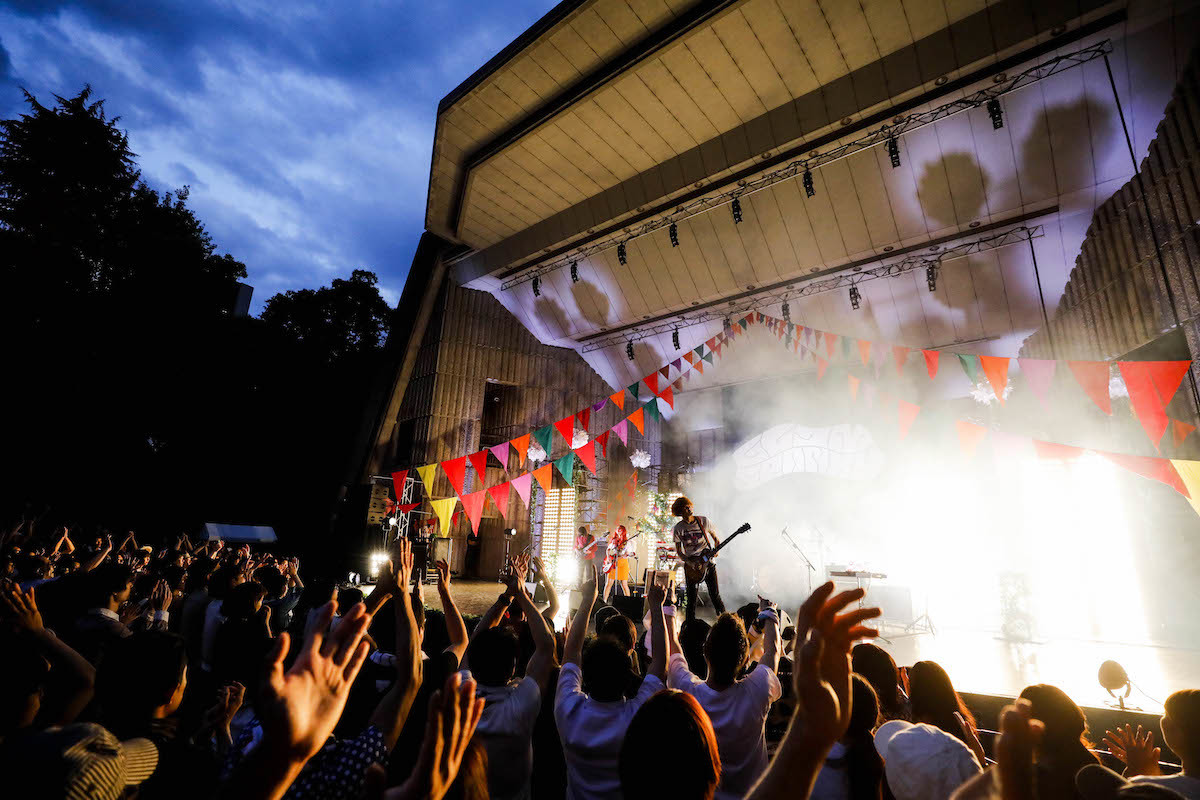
[926,264,938,292]
[672,329,680,350]
[849,286,861,309]
[731,197,743,224]
[987,98,1004,129]
[782,301,790,321]
[532,276,541,297]
[368,551,388,578]
[617,242,627,265]
[570,261,579,283]
[626,341,635,361]
[887,136,901,168]
[802,167,815,198]
[723,317,732,333]
[669,222,679,247]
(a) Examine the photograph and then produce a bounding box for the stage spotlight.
[802,167,815,198]
[849,286,861,309]
[731,197,743,224]
[617,242,627,265]
[669,222,679,247]
[368,550,389,578]
[724,317,732,333]
[672,329,680,350]
[987,98,1004,129]
[1099,660,1138,710]
[887,136,901,168]
[782,301,790,321]
[626,341,635,361]
[926,265,938,292]
[570,261,579,283]
[532,276,541,297]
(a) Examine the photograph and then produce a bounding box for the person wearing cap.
[0,721,159,800]
[1104,690,1200,800]
[875,719,982,800]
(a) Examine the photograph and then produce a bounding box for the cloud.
[0,0,559,313]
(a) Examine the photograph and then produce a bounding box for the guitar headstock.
[733,522,751,536]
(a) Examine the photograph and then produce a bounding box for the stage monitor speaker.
[611,593,644,621]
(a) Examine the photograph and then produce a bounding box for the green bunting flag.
[532,424,555,455]
[739,318,748,330]
[553,451,575,484]
[694,345,705,359]
[702,350,714,365]
[957,353,980,386]
[644,397,661,422]
[627,382,640,400]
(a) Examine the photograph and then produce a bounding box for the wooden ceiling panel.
[770,179,826,273]
[527,40,584,86]
[500,143,582,210]
[684,214,739,295]
[464,181,531,235]
[507,47,565,100]
[899,0,950,41]
[596,243,653,321]
[969,250,1020,339]
[745,188,803,280]
[657,46,744,133]
[573,100,659,174]
[568,8,627,63]
[845,149,901,249]
[860,0,918,59]
[820,0,883,73]
[671,217,721,300]
[706,207,760,289]
[899,123,956,235]
[522,130,606,200]
[475,155,564,219]
[537,121,625,189]
[489,69,544,114]
[579,251,633,329]
[743,0,821,99]
[964,101,1023,219]
[930,112,992,227]
[685,29,770,124]
[625,236,672,311]
[775,1,848,86]
[591,88,678,163]
[636,61,722,144]
[553,111,640,183]
[548,22,604,75]
[610,73,698,155]
[646,226,702,303]
[594,0,651,44]
[625,0,679,29]
[711,12,794,113]
[1001,81,1058,207]
[1039,69,1099,197]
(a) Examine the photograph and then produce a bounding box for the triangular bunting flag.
[1033,440,1084,461]
[848,374,860,401]
[673,377,683,392]
[576,408,590,432]
[1120,361,1193,448]
[922,349,940,379]
[440,456,468,497]
[510,434,530,467]
[956,421,987,457]
[627,382,641,400]
[430,498,458,537]
[659,387,674,409]
[396,503,420,514]
[596,430,610,457]
[714,343,722,358]
[957,353,980,386]
[489,442,510,470]
[694,360,704,375]
[553,452,575,484]
[1067,361,1112,415]
[858,339,871,366]
[644,373,660,395]
[898,400,920,439]
[683,352,695,366]
[488,482,511,520]
[644,398,661,422]
[1018,359,1057,412]
[1171,460,1200,516]
[461,491,487,535]
[660,366,670,380]
[574,442,597,476]
[694,346,705,360]
[702,351,714,365]
[672,358,682,372]
[629,407,645,434]
[1145,361,1192,404]
[825,334,837,358]
[532,425,555,456]
[893,346,910,376]
[532,464,553,493]
[1101,452,1188,496]
[511,473,533,509]
[1172,419,1196,448]
[390,469,409,500]
[592,399,608,413]
[416,464,439,495]
[609,391,625,411]
[979,356,1011,404]
[554,415,575,446]
[468,451,490,483]
[613,418,629,445]
[816,357,829,379]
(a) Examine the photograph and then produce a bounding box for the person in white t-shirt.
[555,564,668,800]
[462,554,555,800]
[1105,689,1200,800]
[667,596,782,800]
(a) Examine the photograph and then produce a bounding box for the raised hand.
[151,579,172,612]
[1103,723,1162,777]
[0,580,44,632]
[579,564,598,605]
[400,672,485,800]
[647,577,666,607]
[995,700,1043,800]
[395,538,415,591]
[956,710,987,767]
[258,600,372,762]
[435,559,451,587]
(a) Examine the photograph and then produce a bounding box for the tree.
[260,269,391,363]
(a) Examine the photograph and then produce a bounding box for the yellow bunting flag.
[416,464,439,496]
[430,497,458,536]
[1170,460,1200,517]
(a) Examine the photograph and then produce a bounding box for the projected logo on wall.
[731,423,884,489]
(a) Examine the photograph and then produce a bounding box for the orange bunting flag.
[1067,361,1112,415]
[532,464,553,493]
[694,360,704,375]
[468,451,489,482]
[659,387,674,409]
[1172,419,1197,448]
[922,349,940,379]
[858,340,871,366]
[574,442,597,476]
[629,407,645,435]
[609,390,625,411]
[1120,361,1192,448]
[956,420,988,457]
[554,415,575,446]
[978,356,1011,405]
[683,352,695,366]
[460,490,487,534]
[817,357,829,379]
[440,456,468,497]
[898,400,920,439]
[1033,440,1084,461]
[825,333,838,358]
[488,482,511,519]
[510,433,530,467]
[848,374,860,401]
[893,346,910,376]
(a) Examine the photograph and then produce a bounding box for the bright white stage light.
[368,551,389,577]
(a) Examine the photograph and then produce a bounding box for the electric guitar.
[681,522,751,583]
[602,523,645,574]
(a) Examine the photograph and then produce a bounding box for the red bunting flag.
[390,469,409,499]
[706,337,717,350]
[440,456,468,497]
[817,356,829,379]
[1100,452,1188,496]
[1067,361,1112,415]
[532,464,553,493]
[659,387,674,409]
[609,391,625,411]
[956,421,987,457]
[577,408,590,432]
[629,407,645,434]
[467,451,489,483]
[596,430,610,457]
[922,349,940,379]
[511,434,530,467]
[396,503,420,514]
[488,482,511,519]
[979,356,1011,404]
[660,366,670,380]
[644,373,659,395]
[1172,419,1196,448]
[460,491,487,534]
[898,400,920,439]
[848,374,860,401]
[574,442,597,476]
[1033,440,1084,461]
[1119,361,1192,448]
[893,346,910,376]
[1018,359,1057,411]
[554,415,575,446]
[858,340,871,366]
[825,333,838,358]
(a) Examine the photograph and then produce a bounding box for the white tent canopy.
[202,523,277,543]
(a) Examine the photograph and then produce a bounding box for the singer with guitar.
[671,495,726,620]
[601,523,639,603]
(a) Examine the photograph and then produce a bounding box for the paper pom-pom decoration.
[571,430,589,449]
[527,441,547,463]
[630,449,651,468]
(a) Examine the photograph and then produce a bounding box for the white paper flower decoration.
[630,448,651,469]
[527,440,547,463]
[571,430,589,449]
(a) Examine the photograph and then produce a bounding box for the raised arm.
[645,580,667,680]
[758,597,781,674]
[370,539,423,750]
[434,560,468,663]
[531,556,560,621]
[81,535,113,572]
[508,555,555,688]
[564,565,598,667]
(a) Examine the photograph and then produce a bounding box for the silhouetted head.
[466,626,519,687]
[621,690,720,800]
[704,613,748,687]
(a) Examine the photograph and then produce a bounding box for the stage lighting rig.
[626,341,635,360]
[570,261,579,283]
[669,222,679,247]
[987,98,1004,129]
[802,167,815,198]
[672,329,680,350]
[926,265,938,292]
[532,276,541,297]
[782,301,790,321]
[849,286,861,309]
[617,242,628,265]
[887,136,901,168]
[731,197,743,224]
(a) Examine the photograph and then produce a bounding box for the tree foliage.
[261,269,390,363]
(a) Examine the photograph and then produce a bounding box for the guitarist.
[671,495,726,620]
[601,524,633,603]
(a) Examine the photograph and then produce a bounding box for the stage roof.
[424,0,1196,392]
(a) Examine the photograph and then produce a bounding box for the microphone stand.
[781,526,817,596]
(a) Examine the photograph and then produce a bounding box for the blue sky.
[0,1,558,312]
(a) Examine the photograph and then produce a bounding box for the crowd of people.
[1,517,1198,800]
